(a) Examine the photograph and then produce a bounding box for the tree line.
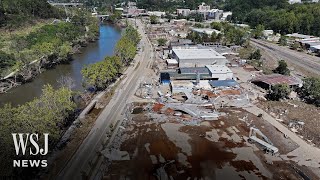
[0,10,99,80]
[0,0,63,28]
[82,25,141,90]
[0,85,76,176]
[186,22,248,45]
[226,0,320,36]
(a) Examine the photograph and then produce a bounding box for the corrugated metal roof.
[251,74,301,86]
[209,79,238,87]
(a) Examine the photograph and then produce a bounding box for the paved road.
[250,39,320,76]
[57,19,152,180]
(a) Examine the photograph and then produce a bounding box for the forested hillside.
[225,0,320,36]
[0,0,62,27]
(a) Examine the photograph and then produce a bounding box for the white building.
[191,28,221,35]
[177,9,191,17]
[221,12,232,21]
[148,11,166,17]
[172,48,227,67]
[170,81,194,94]
[208,9,223,20]
[206,65,233,80]
[198,2,210,12]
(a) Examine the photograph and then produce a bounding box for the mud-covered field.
[103,105,317,180]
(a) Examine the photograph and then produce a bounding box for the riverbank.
[0,14,100,94]
[0,23,121,106]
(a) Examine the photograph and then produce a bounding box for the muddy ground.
[258,100,320,148]
[102,105,317,180]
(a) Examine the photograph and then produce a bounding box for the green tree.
[291,42,300,50]
[115,37,136,64]
[299,77,320,106]
[267,84,290,101]
[157,38,167,46]
[150,15,158,24]
[278,36,287,46]
[274,60,290,75]
[210,22,222,31]
[249,49,262,60]
[252,24,265,39]
[81,56,121,89]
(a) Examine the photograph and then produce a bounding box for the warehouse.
[206,65,233,80]
[251,74,303,90]
[172,48,227,67]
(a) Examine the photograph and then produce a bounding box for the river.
[0,24,122,107]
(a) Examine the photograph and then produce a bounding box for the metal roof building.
[206,65,233,80]
[209,79,238,87]
[179,67,210,74]
[172,48,227,67]
[251,74,302,89]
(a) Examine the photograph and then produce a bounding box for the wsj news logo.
[12,133,49,168]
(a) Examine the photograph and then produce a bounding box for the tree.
[157,38,167,46]
[299,77,320,106]
[150,15,158,24]
[252,24,265,39]
[124,25,141,45]
[0,51,15,72]
[274,60,290,75]
[115,37,136,64]
[279,36,287,46]
[210,22,222,31]
[249,49,262,60]
[81,57,119,89]
[267,84,290,101]
[291,42,300,50]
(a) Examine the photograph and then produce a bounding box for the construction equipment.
[248,127,279,155]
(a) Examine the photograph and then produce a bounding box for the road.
[57,19,152,180]
[250,38,320,76]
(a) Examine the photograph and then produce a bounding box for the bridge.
[48,2,83,7]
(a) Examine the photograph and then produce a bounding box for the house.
[177,9,191,17]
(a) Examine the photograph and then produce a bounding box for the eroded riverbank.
[0,24,121,106]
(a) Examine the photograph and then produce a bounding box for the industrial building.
[172,48,227,67]
[160,65,233,84]
[251,74,303,90]
[206,65,234,80]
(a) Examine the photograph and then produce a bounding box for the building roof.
[166,59,178,64]
[191,28,221,35]
[173,49,226,60]
[305,41,320,47]
[286,33,315,39]
[209,79,238,87]
[205,65,232,74]
[170,39,194,47]
[251,74,302,86]
[311,45,320,50]
[170,80,194,88]
[179,67,210,74]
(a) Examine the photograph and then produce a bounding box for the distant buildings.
[177,9,191,17]
[176,3,231,21]
[286,33,320,53]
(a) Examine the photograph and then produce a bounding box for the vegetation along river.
[0,24,121,107]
